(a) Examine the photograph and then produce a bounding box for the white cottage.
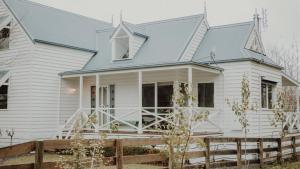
[0,0,298,146]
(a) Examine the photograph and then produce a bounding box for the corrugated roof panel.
[4,0,112,52]
[83,14,203,71]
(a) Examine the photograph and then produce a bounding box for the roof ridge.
[135,14,204,27]
[18,0,111,26]
[210,21,253,29]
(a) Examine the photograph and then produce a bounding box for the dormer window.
[112,28,130,60]
[111,22,147,61]
[0,25,10,50]
[0,16,12,50]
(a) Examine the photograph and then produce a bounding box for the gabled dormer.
[111,21,147,61]
[245,12,265,55]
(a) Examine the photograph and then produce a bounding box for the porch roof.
[59,61,223,77]
[282,72,299,86]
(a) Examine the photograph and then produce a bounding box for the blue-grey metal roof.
[192,21,281,68]
[83,14,204,71]
[4,0,112,52]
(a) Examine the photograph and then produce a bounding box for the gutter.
[59,61,223,76]
[201,58,283,70]
[34,39,97,53]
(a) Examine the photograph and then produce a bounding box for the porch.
[58,64,223,138]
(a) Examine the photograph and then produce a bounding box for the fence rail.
[1,135,300,169]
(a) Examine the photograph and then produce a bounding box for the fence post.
[35,141,44,169]
[258,138,264,168]
[116,139,124,169]
[277,138,283,165]
[292,136,297,160]
[204,138,210,169]
[236,138,242,169]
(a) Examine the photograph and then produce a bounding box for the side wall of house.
[248,62,282,136]
[217,61,282,136]
[31,43,92,139]
[0,0,35,146]
[218,61,252,133]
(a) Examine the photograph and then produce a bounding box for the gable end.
[179,17,208,62]
[245,28,265,54]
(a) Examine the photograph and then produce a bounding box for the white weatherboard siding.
[180,19,208,62]
[217,61,282,136]
[247,62,282,136]
[0,0,34,146]
[60,77,79,125]
[31,43,92,139]
[130,35,145,57]
[218,61,252,133]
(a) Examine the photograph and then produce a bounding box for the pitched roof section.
[83,14,203,71]
[192,21,280,68]
[4,0,112,52]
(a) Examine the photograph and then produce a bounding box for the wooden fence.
[0,135,300,169]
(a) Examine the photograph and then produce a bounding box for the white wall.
[216,61,283,136]
[0,0,35,146]
[247,62,282,136]
[59,77,79,125]
[31,43,92,139]
[217,61,252,132]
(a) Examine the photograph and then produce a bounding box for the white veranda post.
[138,71,143,134]
[79,75,83,109]
[188,67,193,106]
[297,86,299,113]
[188,67,193,126]
[96,74,100,128]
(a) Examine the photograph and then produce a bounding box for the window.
[261,80,275,109]
[198,83,214,107]
[0,25,10,50]
[157,82,173,107]
[0,83,8,109]
[142,82,174,108]
[142,83,155,110]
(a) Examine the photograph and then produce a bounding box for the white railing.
[283,111,300,133]
[59,107,222,139]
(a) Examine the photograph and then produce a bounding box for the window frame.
[0,24,11,51]
[197,82,214,108]
[111,26,132,61]
[0,82,8,110]
[261,80,275,110]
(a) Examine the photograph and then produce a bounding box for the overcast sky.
[31,0,299,49]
